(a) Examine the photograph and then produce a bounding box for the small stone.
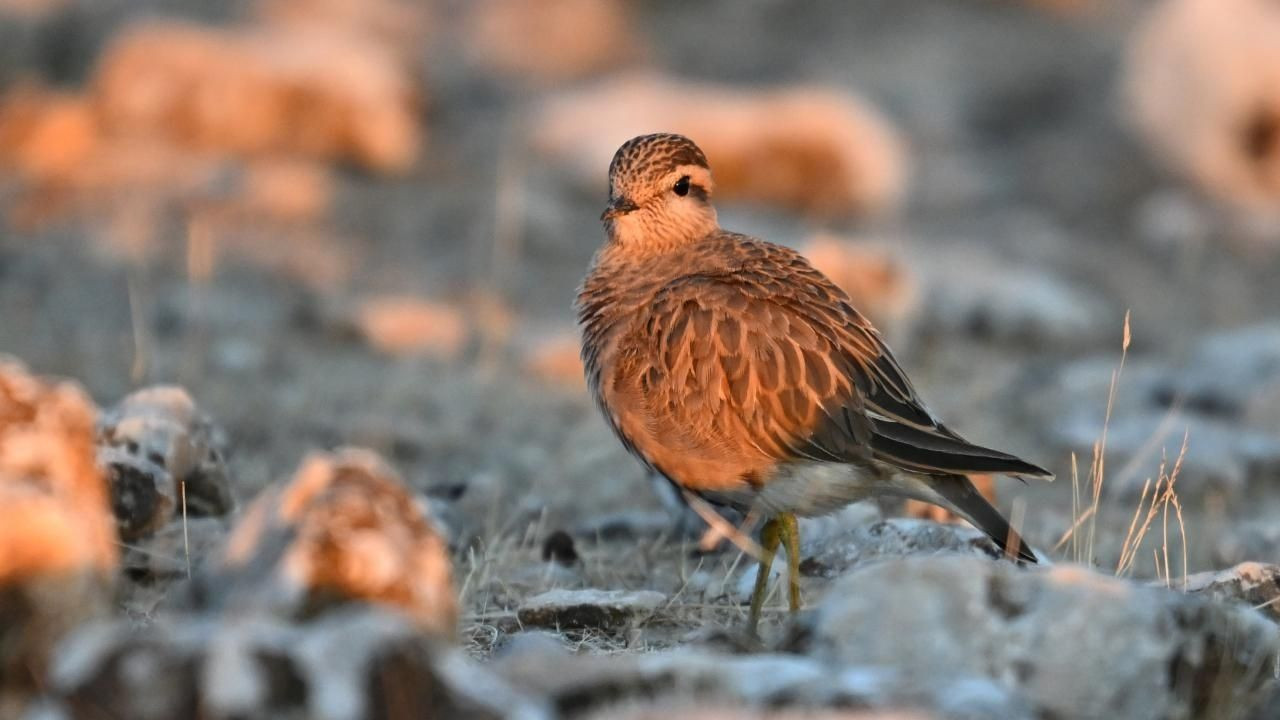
[1181,562,1280,621]
[541,530,579,566]
[517,589,666,631]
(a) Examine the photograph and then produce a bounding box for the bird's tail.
[932,474,1038,564]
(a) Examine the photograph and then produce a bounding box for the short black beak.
[600,197,638,221]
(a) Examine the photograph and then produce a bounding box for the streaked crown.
[608,133,710,200]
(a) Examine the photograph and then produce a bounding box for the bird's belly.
[697,460,910,518]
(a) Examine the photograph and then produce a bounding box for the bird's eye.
[673,176,691,197]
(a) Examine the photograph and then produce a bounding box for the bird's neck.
[604,206,719,259]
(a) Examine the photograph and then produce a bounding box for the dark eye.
[673,176,690,196]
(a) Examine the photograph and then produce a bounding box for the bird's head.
[602,133,718,252]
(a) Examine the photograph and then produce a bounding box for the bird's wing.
[638,258,1051,479]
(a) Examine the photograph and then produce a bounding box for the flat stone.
[517,589,666,631]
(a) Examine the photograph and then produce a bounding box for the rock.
[0,357,116,715]
[1181,562,1280,622]
[1124,0,1280,214]
[120,516,230,583]
[43,608,547,720]
[791,555,1280,720]
[495,647,1031,720]
[212,447,458,638]
[533,73,907,218]
[913,244,1112,346]
[353,296,470,359]
[97,385,234,539]
[465,0,640,83]
[1050,409,1280,500]
[1214,519,1280,569]
[798,518,1021,581]
[517,589,666,632]
[92,19,421,173]
[1162,324,1280,422]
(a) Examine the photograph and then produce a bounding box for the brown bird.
[576,133,1051,634]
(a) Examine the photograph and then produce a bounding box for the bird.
[575,133,1052,635]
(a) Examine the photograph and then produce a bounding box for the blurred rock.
[912,243,1112,346]
[1182,562,1280,622]
[792,555,1280,720]
[1050,410,1280,500]
[97,385,234,540]
[466,0,640,83]
[520,328,585,388]
[791,517,1018,581]
[1214,519,1280,568]
[214,447,458,637]
[533,74,907,217]
[120,516,229,584]
[0,83,98,183]
[0,357,116,715]
[353,296,469,359]
[1125,0,1280,215]
[800,234,921,346]
[496,647,1030,720]
[92,19,421,173]
[1160,323,1280,421]
[236,156,336,223]
[255,0,431,66]
[44,608,544,720]
[517,588,666,632]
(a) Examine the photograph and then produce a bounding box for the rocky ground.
[2,0,1280,718]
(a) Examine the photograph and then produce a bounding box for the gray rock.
[1050,410,1280,500]
[1181,562,1280,622]
[1165,324,1280,421]
[517,589,666,632]
[791,555,1280,720]
[913,245,1112,346]
[41,609,548,720]
[495,646,1031,720]
[1215,519,1280,568]
[798,517,1019,580]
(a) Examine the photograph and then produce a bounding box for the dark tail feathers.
[932,474,1038,564]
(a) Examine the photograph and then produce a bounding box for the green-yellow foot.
[746,512,803,637]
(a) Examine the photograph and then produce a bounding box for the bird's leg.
[777,511,802,612]
[747,517,782,636]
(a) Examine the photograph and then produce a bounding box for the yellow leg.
[747,517,781,636]
[777,511,802,612]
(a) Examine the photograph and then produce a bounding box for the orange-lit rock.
[799,234,920,345]
[465,0,639,82]
[0,84,98,182]
[533,74,908,217]
[0,358,116,712]
[1125,0,1280,212]
[219,448,457,637]
[92,20,422,173]
[355,296,469,358]
[255,0,431,65]
[239,157,335,223]
[522,330,585,388]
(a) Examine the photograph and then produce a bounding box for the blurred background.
[2,0,1279,638]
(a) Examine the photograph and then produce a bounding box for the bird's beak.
[600,197,638,221]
